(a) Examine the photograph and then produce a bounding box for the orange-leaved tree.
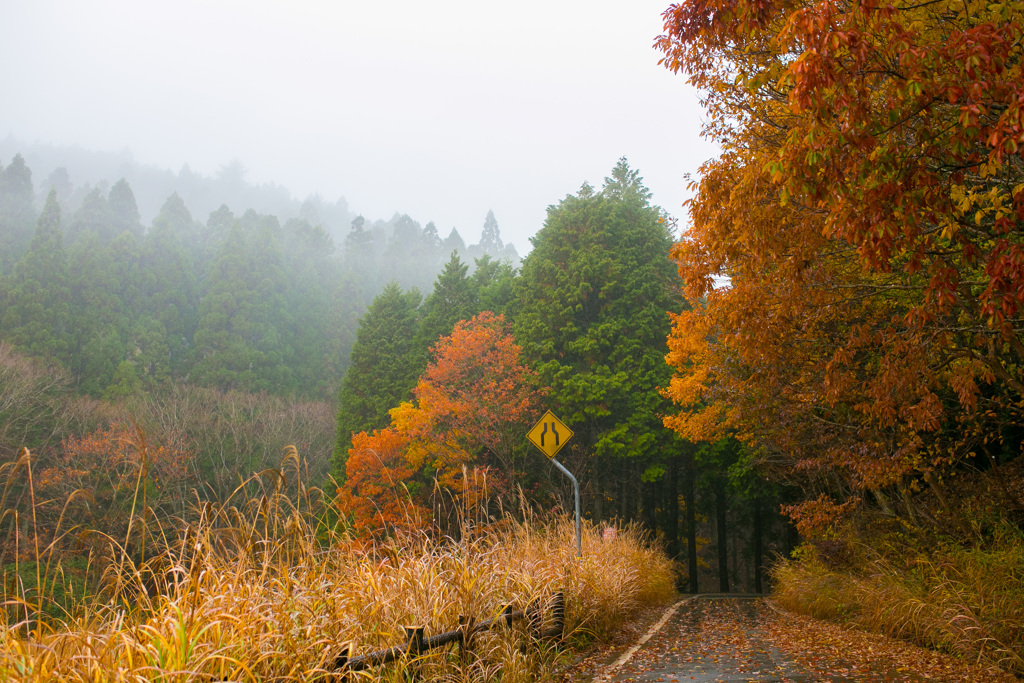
[656,0,1024,513]
[411,312,541,475]
[335,427,426,535]
[337,312,542,532]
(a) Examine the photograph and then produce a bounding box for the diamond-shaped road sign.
[527,411,574,459]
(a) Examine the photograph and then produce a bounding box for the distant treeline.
[0,152,518,400]
[0,136,354,241]
[0,152,792,595]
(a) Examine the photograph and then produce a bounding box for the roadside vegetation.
[771,458,1024,676]
[0,449,675,682]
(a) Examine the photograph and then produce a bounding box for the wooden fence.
[332,590,565,678]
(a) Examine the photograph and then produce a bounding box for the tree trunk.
[784,516,799,561]
[716,481,730,593]
[753,496,763,593]
[684,448,698,593]
[665,458,679,561]
[731,523,740,590]
[617,476,626,521]
[642,478,658,536]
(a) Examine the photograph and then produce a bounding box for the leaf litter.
[562,597,1018,682]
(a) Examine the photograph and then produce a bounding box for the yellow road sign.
[527,411,573,459]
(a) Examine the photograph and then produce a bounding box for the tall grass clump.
[773,521,1024,676]
[0,455,675,682]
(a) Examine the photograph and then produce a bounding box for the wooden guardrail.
[332,590,565,678]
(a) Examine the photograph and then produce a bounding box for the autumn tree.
[0,343,74,461]
[337,312,541,532]
[407,312,541,482]
[335,427,426,535]
[657,0,1024,513]
[36,424,196,534]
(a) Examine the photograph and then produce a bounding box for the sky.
[0,0,715,253]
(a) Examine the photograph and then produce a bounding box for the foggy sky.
[0,0,715,253]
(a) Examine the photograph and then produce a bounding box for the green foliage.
[333,283,423,481]
[192,212,294,393]
[514,159,682,462]
[66,187,115,244]
[416,252,475,363]
[0,154,36,273]
[0,190,73,364]
[2,557,94,625]
[107,177,144,239]
[139,194,200,378]
[472,254,517,315]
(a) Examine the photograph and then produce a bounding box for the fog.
[0,0,714,253]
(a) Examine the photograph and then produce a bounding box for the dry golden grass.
[772,523,1024,677]
[0,463,676,682]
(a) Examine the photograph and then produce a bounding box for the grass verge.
[772,520,1024,677]
[0,487,676,682]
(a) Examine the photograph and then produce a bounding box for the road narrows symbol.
[527,411,573,459]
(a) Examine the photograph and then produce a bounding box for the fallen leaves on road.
[561,597,1020,682]
[763,600,1018,682]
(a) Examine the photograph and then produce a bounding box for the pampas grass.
[0,452,676,682]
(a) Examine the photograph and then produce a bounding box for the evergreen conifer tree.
[513,159,684,519]
[480,210,504,254]
[332,282,422,481]
[192,211,292,392]
[0,154,36,272]
[417,252,475,358]
[67,187,115,244]
[108,178,144,239]
[140,194,200,376]
[0,189,73,363]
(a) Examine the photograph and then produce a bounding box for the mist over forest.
[0,136,523,255]
[0,143,519,401]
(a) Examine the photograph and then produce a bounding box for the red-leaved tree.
[337,312,542,533]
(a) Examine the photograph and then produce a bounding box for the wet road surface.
[597,596,936,683]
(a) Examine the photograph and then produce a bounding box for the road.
[587,596,990,683]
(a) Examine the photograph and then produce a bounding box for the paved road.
[598,596,933,683]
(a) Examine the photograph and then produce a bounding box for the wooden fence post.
[458,615,475,665]
[332,641,352,682]
[526,598,542,640]
[405,625,424,654]
[552,591,565,640]
[405,625,424,681]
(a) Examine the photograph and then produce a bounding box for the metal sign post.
[527,411,581,558]
[549,457,581,558]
